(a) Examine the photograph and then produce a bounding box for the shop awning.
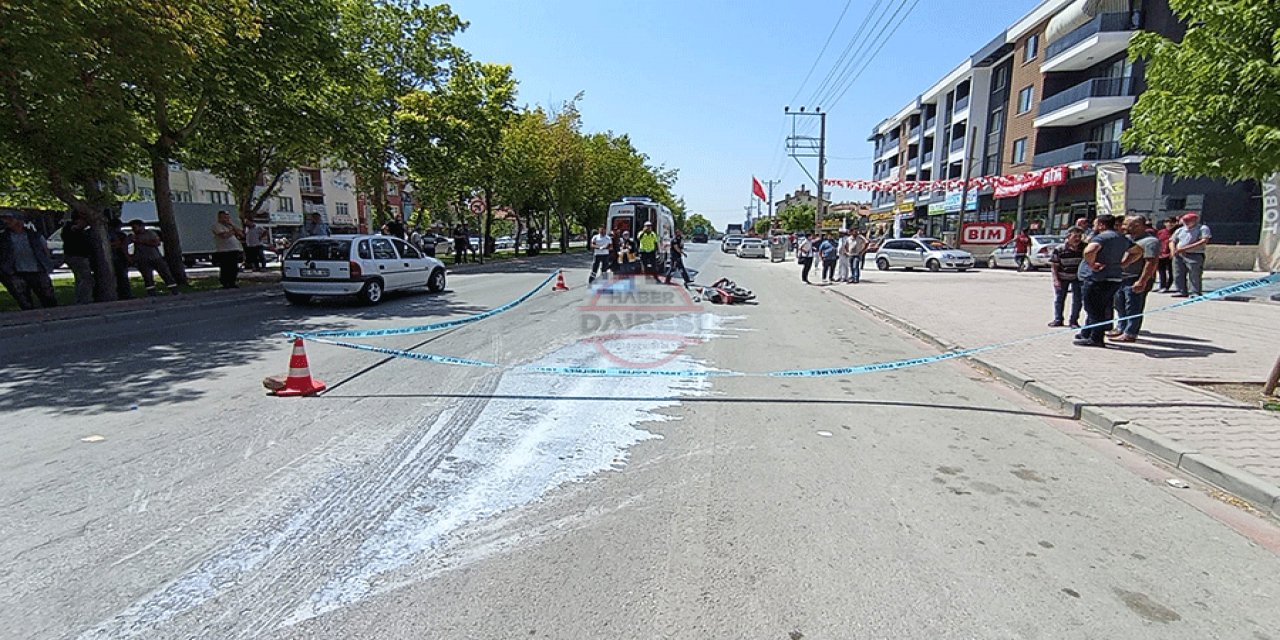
[1045,0,1129,44]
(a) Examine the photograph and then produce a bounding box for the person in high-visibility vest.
[636,221,661,282]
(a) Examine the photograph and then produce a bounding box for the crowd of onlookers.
[588,223,692,285]
[1046,212,1212,347]
[792,229,871,285]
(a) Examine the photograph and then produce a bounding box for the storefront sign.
[928,201,946,216]
[269,211,303,225]
[944,190,978,213]
[960,222,1013,245]
[895,201,915,215]
[1096,162,1127,216]
[1261,172,1280,272]
[993,166,1068,199]
[868,209,896,222]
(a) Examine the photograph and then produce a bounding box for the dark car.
[691,232,709,243]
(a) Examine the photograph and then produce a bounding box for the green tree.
[335,1,465,227]
[778,203,817,232]
[497,108,555,254]
[399,59,516,262]
[0,0,147,301]
[107,0,260,284]
[684,213,715,235]
[1123,0,1280,181]
[753,218,772,235]
[186,0,353,226]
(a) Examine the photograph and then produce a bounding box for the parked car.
[988,235,1063,270]
[415,233,453,258]
[721,235,745,253]
[735,237,767,258]
[281,234,446,305]
[495,235,516,250]
[874,237,975,272]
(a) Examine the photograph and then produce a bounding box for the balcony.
[1032,140,1122,169]
[1043,13,1137,73]
[302,203,326,216]
[949,137,966,152]
[909,125,922,140]
[922,151,934,166]
[924,116,937,132]
[1036,77,1135,127]
[298,183,324,197]
[953,95,970,114]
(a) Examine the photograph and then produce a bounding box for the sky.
[450,0,1039,231]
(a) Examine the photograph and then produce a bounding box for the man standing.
[1074,215,1142,347]
[107,217,134,300]
[666,231,692,286]
[818,232,838,284]
[836,230,852,283]
[241,217,270,272]
[128,220,179,296]
[61,211,96,304]
[849,228,867,283]
[452,225,468,265]
[797,233,815,284]
[1013,229,1031,271]
[210,210,244,289]
[0,211,57,310]
[1109,215,1160,343]
[1048,228,1085,328]
[636,221,661,283]
[589,225,612,283]
[303,212,331,238]
[1170,212,1211,298]
[1155,216,1177,292]
[1073,216,1092,240]
[383,214,407,239]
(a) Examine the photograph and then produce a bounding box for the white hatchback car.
[282,234,447,305]
[874,237,975,272]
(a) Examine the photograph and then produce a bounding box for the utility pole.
[762,179,781,229]
[784,106,827,231]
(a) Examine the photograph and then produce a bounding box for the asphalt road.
[2,243,1278,639]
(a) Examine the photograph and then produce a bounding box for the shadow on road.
[0,291,488,415]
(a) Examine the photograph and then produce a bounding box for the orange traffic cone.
[553,270,569,291]
[272,338,327,397]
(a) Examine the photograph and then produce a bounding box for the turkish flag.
[752,177,767,201]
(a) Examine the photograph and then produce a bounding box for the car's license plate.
[300,268,330,277]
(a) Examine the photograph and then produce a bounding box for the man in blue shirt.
[1074,214,1143,347]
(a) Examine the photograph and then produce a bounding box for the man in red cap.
[1169,212,1211,297]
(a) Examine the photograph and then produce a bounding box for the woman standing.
[797,232,815,284]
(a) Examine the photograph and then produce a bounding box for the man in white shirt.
[211,210,244,289]
[589,225,612,283]
[241,217,270,271]
[836,230,853,283]
[1170,212,1211,297]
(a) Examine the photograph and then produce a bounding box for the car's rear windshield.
[287,239,351,261]
[1034,235,1063,244]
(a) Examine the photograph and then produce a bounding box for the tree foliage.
[778,204,817,232]
[1124,0,1280,180]
[684,213,715,234]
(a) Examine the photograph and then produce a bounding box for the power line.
[811,0,912,111]
[787,0,855,106]
[824,0,923,112]
[804,0,890,110]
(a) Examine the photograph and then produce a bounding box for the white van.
[606,196,675,266]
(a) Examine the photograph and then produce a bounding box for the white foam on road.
[288,313,733,624]
[81,313,734,638]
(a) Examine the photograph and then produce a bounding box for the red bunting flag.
[752,176,767,201]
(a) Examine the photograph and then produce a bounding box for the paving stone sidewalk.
[822,267,1280,517]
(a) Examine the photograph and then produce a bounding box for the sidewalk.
[821,267,1280,518]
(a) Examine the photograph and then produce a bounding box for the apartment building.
[867,0,1262,248]
[120,164,362,232]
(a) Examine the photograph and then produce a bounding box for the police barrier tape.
[292,270,561,340]
[293,273,1279,379]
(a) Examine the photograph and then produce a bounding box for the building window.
[298,173,313,189]
[386,182,398,196]
[277,196,295,212]
[170,191,192,203]
[1012,138,1028,164]
[207,190,232,205]
[1025,34,1039,62]
[138,187,155,200]
[335,202,350,217]
[1017,86,1034,114]
[993,66,1008,92]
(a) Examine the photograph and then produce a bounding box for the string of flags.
[825,164,1080,199]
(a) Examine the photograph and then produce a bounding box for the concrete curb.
[0,288,278,339]
[832,287,1280,520]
